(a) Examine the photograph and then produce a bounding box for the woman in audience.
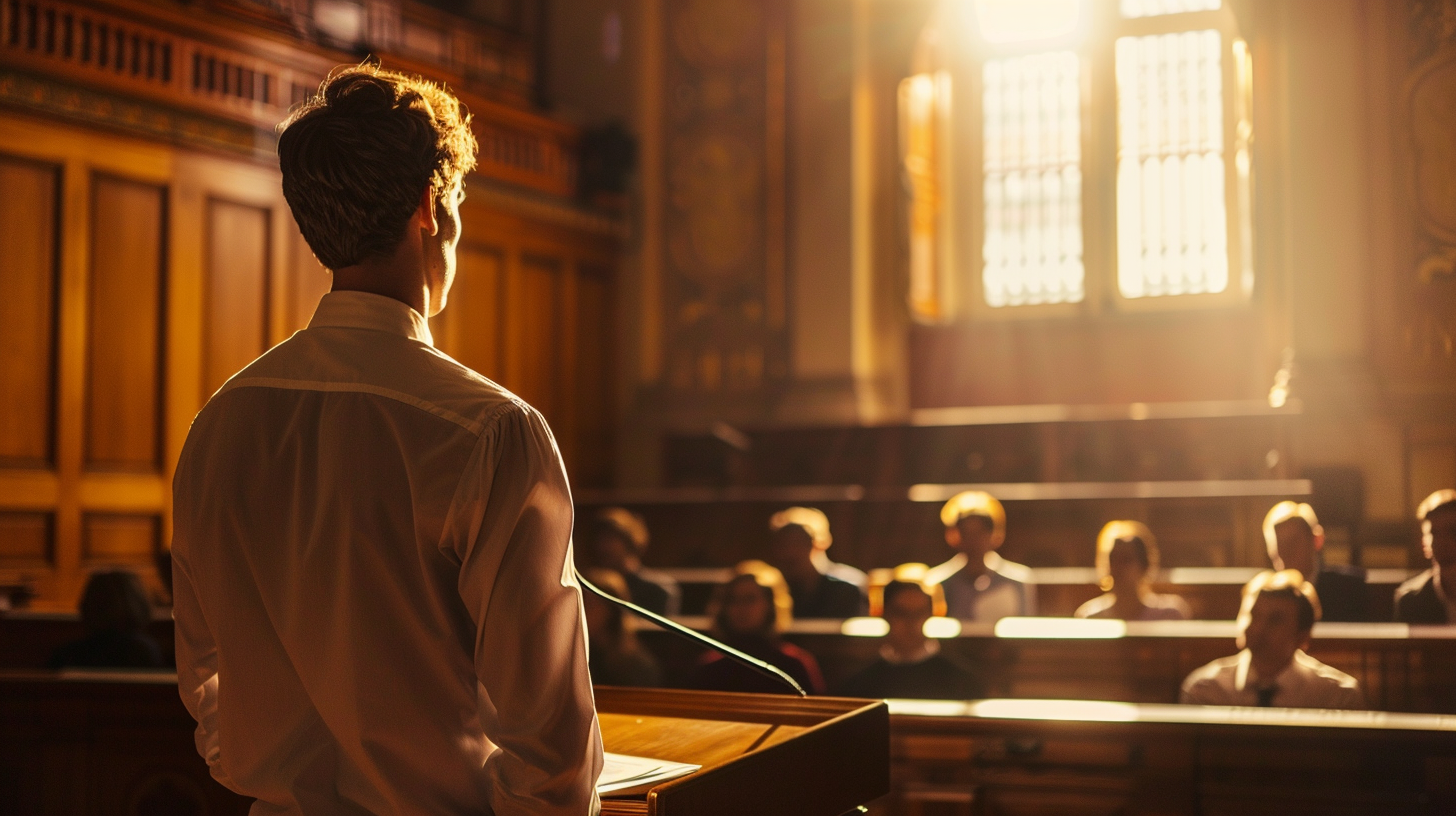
[1074,521,1191,621]
[837,568,984,700]
[48,569,166,669]
[690,560,825,694]
[581,568,663,688]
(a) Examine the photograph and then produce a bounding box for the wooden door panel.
[508,254,562,421]
[86,175,166,472]
[0,156,60,467]
[437,244,505,381]
[572,266,613,487]
[82,513,159,563]
[286,223,330,334]
[202,199,270,399]
[0,512,53,565]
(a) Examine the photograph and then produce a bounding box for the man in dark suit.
[1394,489,1456,624]
[1263,501,1368,622]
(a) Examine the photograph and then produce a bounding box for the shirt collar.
[308,290,434,347]
[1235,648,1307,692]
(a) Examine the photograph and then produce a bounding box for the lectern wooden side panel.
[594,687,891,816]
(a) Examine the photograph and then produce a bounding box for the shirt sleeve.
[170,498,235,790]
[450,403,603,815]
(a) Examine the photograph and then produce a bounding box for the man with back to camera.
[1262,501,1368,622]
[170,65,603,815]
[925,491,1036,620]
[1181,570,1364,709]
[1394,489,1456,624]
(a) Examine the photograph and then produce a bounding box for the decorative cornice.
[0,67,272,157]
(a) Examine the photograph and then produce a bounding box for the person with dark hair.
[1263,501,1368,622]
[1181,570,1363,709]
[581,568,662,688]
[1074,521,1190,621]
[583,507,679,616]
[766,506,866,618]
[48,569,165,669]
[837,572,983,700]
[171,65,602,815]
[1394,489,1456,624]
[690,561,825,695]
[926,491,1036,620]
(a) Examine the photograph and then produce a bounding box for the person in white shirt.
[1180,570,1363,710]
[171,65,603,815]
[925,492,1036,621]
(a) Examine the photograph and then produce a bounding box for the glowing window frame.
[900,1,1252,321]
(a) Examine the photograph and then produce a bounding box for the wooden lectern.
[594,686,890,816]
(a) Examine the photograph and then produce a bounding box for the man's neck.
[331,240,433,316]
[1249,651,1296,685]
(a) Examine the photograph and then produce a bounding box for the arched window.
[902,0,1253,322]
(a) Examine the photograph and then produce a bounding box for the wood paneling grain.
[202,199,269,398]
[436,244,504,379]
[0,156,59,467]
[86,175,166,471]
[0,512,53,564]
[82,513,159,561]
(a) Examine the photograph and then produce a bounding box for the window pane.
[1115,30,1228,299]
[1120,0,1220,18]
[975,0,1083,44]
[983,51,1084,308]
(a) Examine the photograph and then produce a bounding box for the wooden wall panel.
[572,266,614,487]
[436,245,505,379]
[86,175,166,472]
[0,513,53,565]
[202,199,269,398]
[0,156,59,466]
[508,255,562,420]
[286,225,330,333]
[82,514,159,563]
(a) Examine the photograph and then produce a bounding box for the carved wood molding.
[0,0,578,196]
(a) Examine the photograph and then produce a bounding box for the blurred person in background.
[927,491,1035,620]
[49,569,165,669]
[1075,521,1190,621]
[837,567,983,700]
[690,560,825,695]
[582,506,680,616]
[1181,570,1363,709]
[1394,489,1456,624]
[766,506,866,618]
[1264,501,1367,622]
[580,568,662,688]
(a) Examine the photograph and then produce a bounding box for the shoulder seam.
[218,376,500,436]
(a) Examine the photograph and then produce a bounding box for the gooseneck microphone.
[574,567,808,697]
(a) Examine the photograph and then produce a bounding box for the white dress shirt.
[1179,649,1365,710]
[172,291,603,816]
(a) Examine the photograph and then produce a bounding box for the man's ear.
[945,527,960,547]
[416,185,439,237]
[1312,529,1325,553]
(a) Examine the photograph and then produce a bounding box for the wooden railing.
[0,0,579,197]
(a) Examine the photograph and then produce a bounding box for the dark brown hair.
[79,569,151,634]
[277,63,478,270]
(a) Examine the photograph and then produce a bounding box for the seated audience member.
[1181,570,1363,709]
[582,507,680,616]
[1394,489,1456,624]
[580,568,662,688]
[766,506,867,618]
[48,569,166,669]
[690,561,826,695]
[1264,501,1367,622]
[1075,521,1190,621]
[926,491,1036,620]
[837,572,984,700]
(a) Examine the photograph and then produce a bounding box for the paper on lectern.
[597,752,700,797]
